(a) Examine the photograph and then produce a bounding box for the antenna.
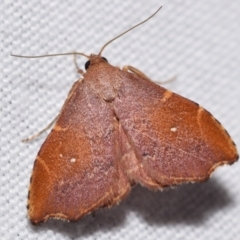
[11,6,162,60]
[11,52,90,59]
[98,6,162,55]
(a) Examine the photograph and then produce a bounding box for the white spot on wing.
[70,158,76,163]
[170,127,177,132]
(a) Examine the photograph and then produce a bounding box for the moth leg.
[122,65,152,81]
[22,115,59,142]
[122,65,176,84]
[74,54,85,76]
[23,77,83,143]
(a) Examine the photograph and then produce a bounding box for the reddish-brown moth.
[15,6,238,224]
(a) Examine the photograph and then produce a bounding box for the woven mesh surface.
[1,0,240,239]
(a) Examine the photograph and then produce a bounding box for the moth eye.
[101,57,108,62]
[85,60,90,70]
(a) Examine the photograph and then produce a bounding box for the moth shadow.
[30,178,232,237]
[127,178,232,225]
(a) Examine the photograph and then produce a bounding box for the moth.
[15,7,238,224]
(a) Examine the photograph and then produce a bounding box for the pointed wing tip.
[208,152,239,178]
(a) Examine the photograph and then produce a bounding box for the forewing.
[114,71,238,187]
[28,80,130,224]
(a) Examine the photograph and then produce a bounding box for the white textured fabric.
[1,0,240,239]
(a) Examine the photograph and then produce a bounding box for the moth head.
[85,56,108,70]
